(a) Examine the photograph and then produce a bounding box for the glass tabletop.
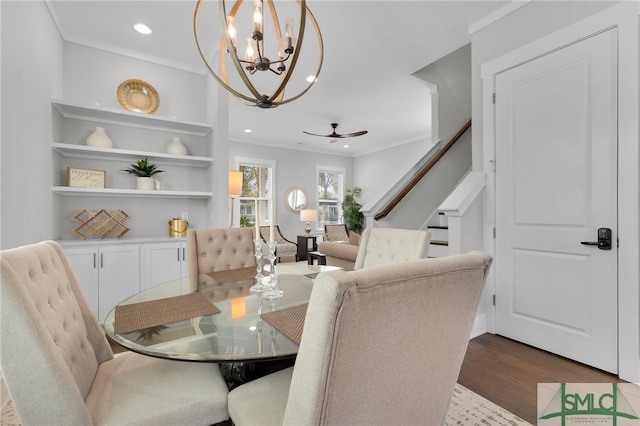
[103,266,334,362]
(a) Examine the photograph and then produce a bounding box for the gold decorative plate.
[117,79,160,114]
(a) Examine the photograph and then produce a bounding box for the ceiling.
[46,0,508,157]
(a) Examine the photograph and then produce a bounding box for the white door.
[494,29,618,373]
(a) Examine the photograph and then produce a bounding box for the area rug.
[1,383,531,426]
[446,383,532,425]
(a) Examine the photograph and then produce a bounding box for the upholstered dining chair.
[227,251,493,425]
[187,227,256,273]
[354,226,431,269]
[324,224,349,242]
[259,225,297,262]
[0,240,229,425]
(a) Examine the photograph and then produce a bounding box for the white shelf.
[52,143,213,167]
[52,100,212,137]
[52,186,212,199]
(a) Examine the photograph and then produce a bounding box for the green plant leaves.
[121,158,165,177]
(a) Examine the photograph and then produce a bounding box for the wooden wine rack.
[73,209,130,239]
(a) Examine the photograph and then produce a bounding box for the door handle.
[581,228,612,250]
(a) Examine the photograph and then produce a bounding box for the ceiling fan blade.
[302,130,331,137]
[335,130,368,138]
[303,123,368,139]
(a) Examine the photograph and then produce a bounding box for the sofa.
[317,231,360,270]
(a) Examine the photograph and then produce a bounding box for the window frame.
[235,157,276,228]
[316,165,346,233]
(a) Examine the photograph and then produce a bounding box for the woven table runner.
[206,267,256,284]
[261,303,308,345]
[114,293,220,334]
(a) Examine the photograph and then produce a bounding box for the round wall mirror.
[284,186,308,212]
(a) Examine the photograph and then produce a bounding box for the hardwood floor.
[458,333,625,425]
[109,333,624,425]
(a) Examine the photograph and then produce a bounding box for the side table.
[307,251,327,266]
[297,235,317,261]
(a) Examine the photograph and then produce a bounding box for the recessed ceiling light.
[134,23,153,35]
[306,75,316,83]
[244,129,252,133]
[343,145,350,148]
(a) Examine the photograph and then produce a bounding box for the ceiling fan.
[303,123,368,139]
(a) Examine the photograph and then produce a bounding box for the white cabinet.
[64,243,140,323]
[64,246,100,317]
[140,241,188,290]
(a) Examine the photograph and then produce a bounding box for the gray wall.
[414,44,472,148]
[470,1,617,169]
[1,1,63,249]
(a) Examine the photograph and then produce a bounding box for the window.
[236,158,275,228]
[317,166,345,231]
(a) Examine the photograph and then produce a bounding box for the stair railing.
[373,119,472,221]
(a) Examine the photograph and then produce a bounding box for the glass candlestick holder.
[262,241,283,300]
[249,240,267,294]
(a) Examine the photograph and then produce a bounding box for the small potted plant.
[121,158,164,190]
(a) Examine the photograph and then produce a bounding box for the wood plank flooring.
[109,332,624,425]
[458,333,625,425]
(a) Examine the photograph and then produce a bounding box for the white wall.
[230,141,353,241]
[1,0,63,249]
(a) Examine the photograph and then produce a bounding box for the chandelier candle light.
[194,0,323,108]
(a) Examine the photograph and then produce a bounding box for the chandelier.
[194,0,324,109]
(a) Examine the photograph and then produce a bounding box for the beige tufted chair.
[228,252,493,425]
[0,240,229,425]
[354,227,431,270]
[187,227,256,275]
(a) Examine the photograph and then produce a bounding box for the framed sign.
[67,167,106,188]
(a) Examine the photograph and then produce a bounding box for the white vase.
[166,136,187,155]
[86,126,113,148]
[136,177,155,190]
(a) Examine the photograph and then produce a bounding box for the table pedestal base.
[220,358,296,390]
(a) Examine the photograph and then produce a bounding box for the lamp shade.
[228,170,243,196]
[300,209,317,222]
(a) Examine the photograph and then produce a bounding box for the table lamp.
[228,170,243,227]
[300,209,317,236]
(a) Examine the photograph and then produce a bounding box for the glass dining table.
[103,265,337,364]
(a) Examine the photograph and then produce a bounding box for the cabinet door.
[140,242,183,291]
[98,244,140,323]
[180,242,189,278]
[63,246,100,318]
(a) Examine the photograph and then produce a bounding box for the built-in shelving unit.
[52,143,212,168]
[51,100,214,200]
[51,186,213,199]
[52,100,212,137]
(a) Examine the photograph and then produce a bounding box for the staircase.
[428,213,449,258]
